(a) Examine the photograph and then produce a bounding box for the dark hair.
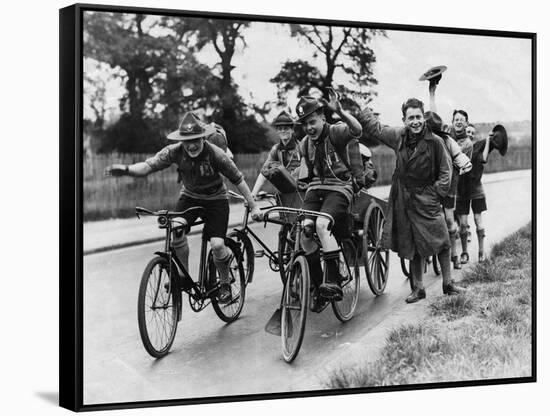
[401,98,425,117]
[467,123,476,128]
[452,109,469,122]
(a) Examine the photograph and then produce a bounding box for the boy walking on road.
[358,98,462,303]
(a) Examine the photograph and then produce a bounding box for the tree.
[271,25,385,103]
[191,19,271,153]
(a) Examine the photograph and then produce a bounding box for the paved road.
[83,170,531,405]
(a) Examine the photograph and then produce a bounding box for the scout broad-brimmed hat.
[272,110,295,126]
[491,124,508,156]
[167,112,216,141]
[295,96,325,122]
[419,65,447,83]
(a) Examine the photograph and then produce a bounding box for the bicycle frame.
[136,206,220,314]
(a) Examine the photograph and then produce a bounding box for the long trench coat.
[358,109,452,259]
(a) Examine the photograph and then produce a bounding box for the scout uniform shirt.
[262,139,302,176]
[299,122,363,203]
[145,141,244,200]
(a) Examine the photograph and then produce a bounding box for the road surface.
[82,170,531,405]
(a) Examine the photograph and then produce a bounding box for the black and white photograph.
[58,1,535,412]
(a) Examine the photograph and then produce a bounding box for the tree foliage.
[272,25,385,103]
[84,12,271,153]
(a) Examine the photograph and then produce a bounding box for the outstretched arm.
[104,162,153,178]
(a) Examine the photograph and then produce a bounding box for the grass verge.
[327,222,532,388]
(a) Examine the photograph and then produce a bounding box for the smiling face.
[182,137,205,158]
[466,125,476,140]
[452,112,468,134]
[403,107,425,135]
[275,125,293,144]
[302,111,325,141]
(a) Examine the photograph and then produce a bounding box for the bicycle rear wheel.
[137,256,179,358]
[210,238,246,323]
[332,239,360,322]
[281,255,310,363]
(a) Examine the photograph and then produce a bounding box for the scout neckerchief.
[277,139,300,169]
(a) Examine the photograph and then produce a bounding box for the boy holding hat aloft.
[105,111,262,304]
[296,88,364,303]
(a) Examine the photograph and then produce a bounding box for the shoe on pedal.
[319,281,343,301]
[310,289,329,313]
[460,252,469,264]
[217,283,232,304]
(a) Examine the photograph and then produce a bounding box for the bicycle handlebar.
[262,206,335,228]
[135,206,204,219]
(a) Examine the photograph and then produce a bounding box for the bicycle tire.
[332,239,360,322]
[137,256,179,358]
[228,230,255,285]
[277,223,295,284]
[209,238,246,323]
[363,202,390,295]
[281,255,310,363]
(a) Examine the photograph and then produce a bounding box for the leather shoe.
[319,282,343,301]
[405,288,426,303]
[443,283,463,295]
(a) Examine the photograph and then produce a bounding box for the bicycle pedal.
[254,249,265,258]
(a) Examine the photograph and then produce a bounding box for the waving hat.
[419,65,447,83]
[491,124,509,156]
[167,112,216,141]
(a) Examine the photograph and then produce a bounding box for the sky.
[84,16,532,127]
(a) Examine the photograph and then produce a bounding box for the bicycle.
[262,207,361,363]
[135,206,245,358]
[228,190,305,285]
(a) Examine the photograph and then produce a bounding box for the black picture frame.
[60,3,536,412]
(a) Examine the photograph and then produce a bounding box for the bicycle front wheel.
[228,230,255,285]
[281,255,310,363]
[332,240,360,322]
[210,238,246,323]
[278,223,295,284]
[137,256,179,358]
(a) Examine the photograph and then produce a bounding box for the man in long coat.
[358,98,462,302]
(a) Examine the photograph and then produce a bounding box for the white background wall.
[1,0,546,415]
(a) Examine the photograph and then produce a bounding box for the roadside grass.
[327,223,532,388]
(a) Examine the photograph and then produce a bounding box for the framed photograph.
[60,2,536,412]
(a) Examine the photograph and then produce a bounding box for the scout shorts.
[175,195,229,239]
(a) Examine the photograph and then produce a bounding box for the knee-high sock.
[476,228,486,255]
[173,233,189,272]
[305,249,323,288]
[438,247,452,286]
[213,249,232,284]
[322,250,341,284]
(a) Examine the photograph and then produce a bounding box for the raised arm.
[428,78,439,113]
[356,107,402,150]
[326,88,362,137]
